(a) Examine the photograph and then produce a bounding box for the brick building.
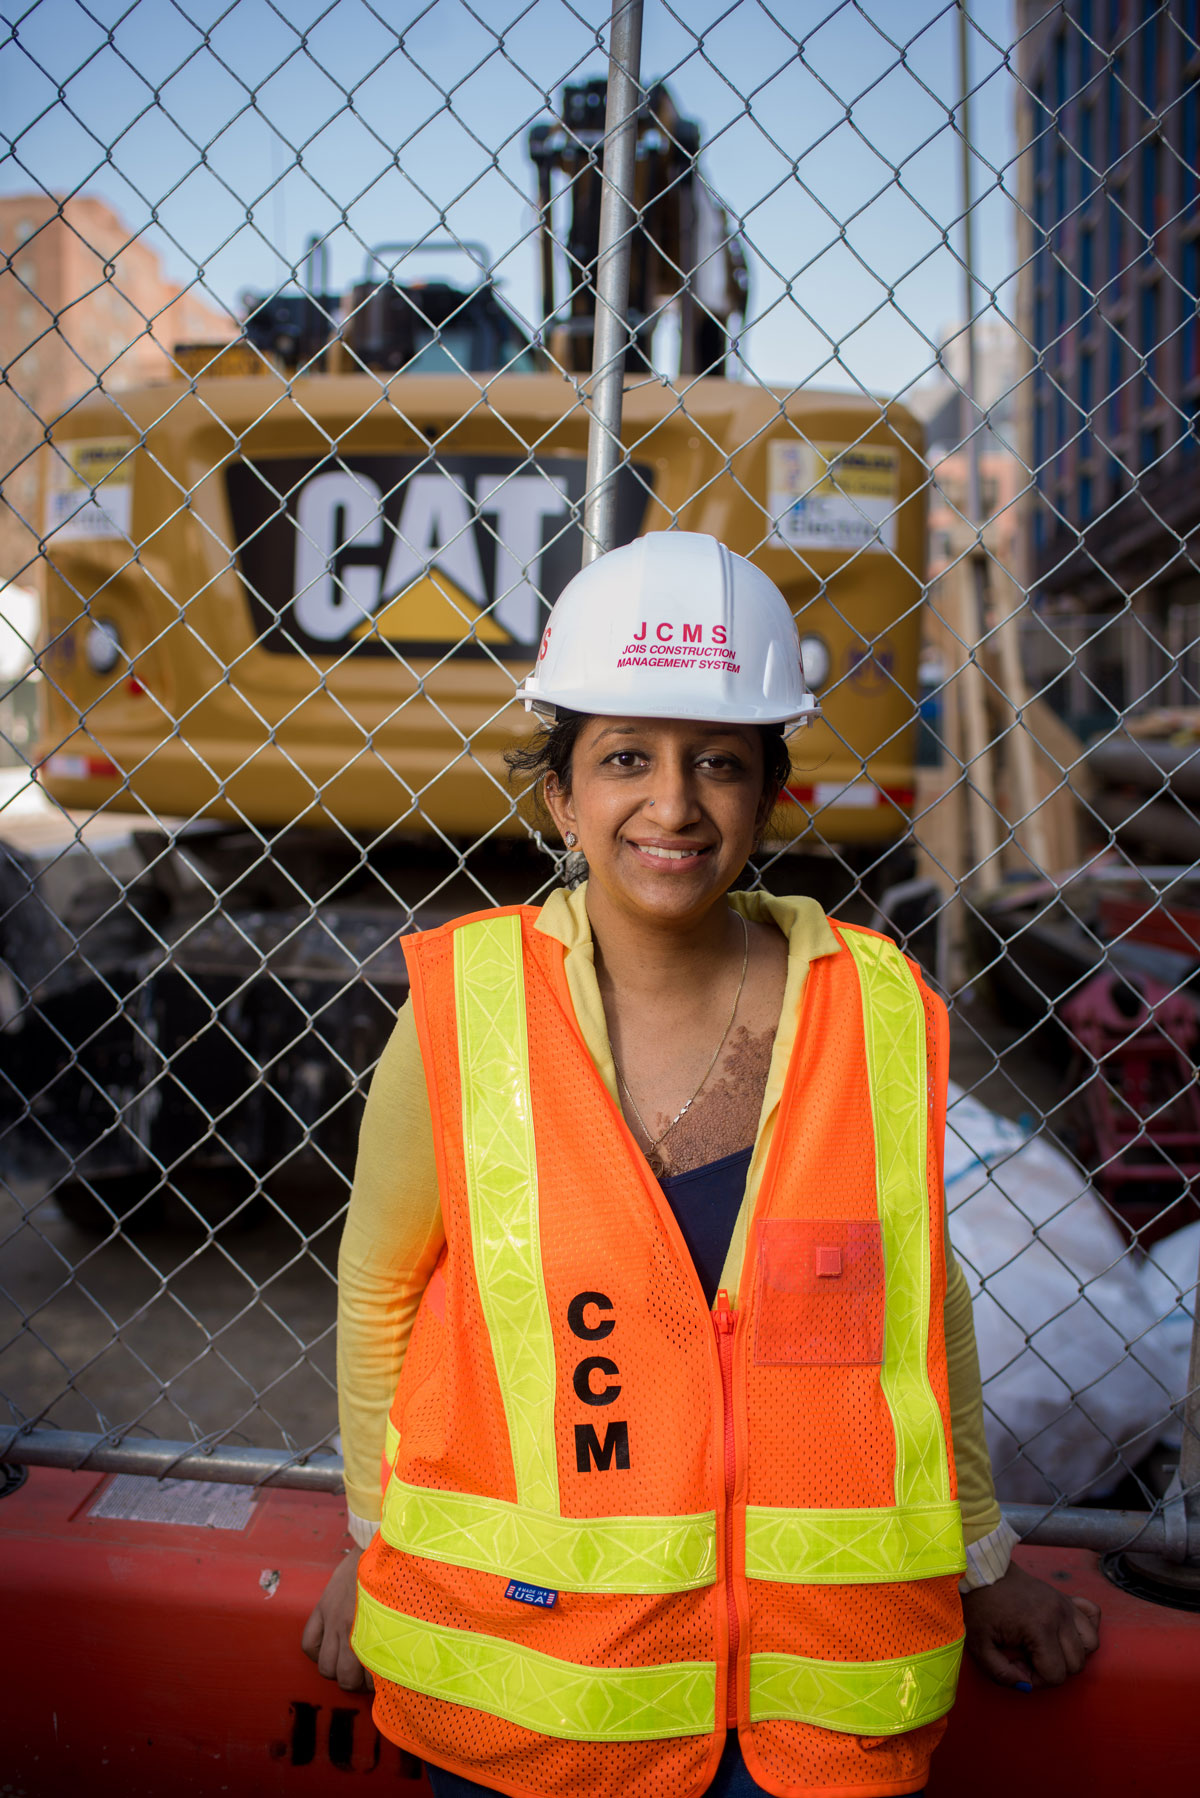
[0,193,231,595]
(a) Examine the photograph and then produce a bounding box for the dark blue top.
[657,1145,754,1307]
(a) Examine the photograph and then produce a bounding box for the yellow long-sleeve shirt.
[337,886,1013,1583]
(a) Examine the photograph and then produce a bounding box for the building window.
[1140,423,1162,467]
[1055,144,1069,226]
[1183,236,1200,382]
[1080,104,1096,202]
[1054,30,1069,113]
[1055,260,1071,336]
[1080,473,1094,519]
[1106,188,1124,293]
[1100,443,1124,497]
[1080,225,1095,301]
[1140,280,1160,405]
[1140,137,1161,255]
[1140,4,1159,116]
[1183,82,1199,217]
[1185,1,1200,52]
[1079,348,1095,457]
[1109,53,1124,166]
[1107,327,1125,432]
[1078,0,1094,82]
[1034,79,1050,185]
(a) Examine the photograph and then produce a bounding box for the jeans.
[425,1739,925,1796]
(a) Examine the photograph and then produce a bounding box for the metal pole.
[0,1427,344,1493]
[956,3,1049,881]
[958,3,983,547]
[955,3,1000,880]
[4,1424,1190,1553]
[1002,1503,1169,1554]
[581,0,644,563]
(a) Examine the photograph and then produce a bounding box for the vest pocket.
[752,1218,885,1366]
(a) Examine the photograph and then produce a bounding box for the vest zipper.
[714,1286,739,1731]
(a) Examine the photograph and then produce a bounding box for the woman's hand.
[301,1549,374,1692]
[962,1558,1101,1688]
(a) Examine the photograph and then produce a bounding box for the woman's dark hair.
[506,708,792,824]
[505,709,591,815]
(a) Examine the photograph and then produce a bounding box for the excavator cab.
[241,238,544,377]
[237,72,748,386]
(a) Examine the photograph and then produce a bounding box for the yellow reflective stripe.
[842,930,950,1511]
[454,915,559,1516]
[745,1502,965,1585]
[384,1418,400,1468]
[749,1637,964,1735]
[381,1478,716,1594]
[353,1585,716,1741]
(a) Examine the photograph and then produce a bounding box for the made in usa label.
[504,1580,558,1607]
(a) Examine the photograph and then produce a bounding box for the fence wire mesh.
[0,0,1198,1551]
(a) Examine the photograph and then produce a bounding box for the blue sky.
[1,0,1020,398]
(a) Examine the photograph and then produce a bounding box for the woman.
[305,534,1099,1797]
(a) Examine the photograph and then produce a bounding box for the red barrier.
[1,1466,428,1795]
[3,1467,1199,1796]
[932,1543,1200,1793]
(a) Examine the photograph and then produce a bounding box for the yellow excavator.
[13,78,928,1210]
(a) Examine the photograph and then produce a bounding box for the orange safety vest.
[354,904,965,1798]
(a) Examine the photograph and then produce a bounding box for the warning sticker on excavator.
[767,441,898,553]
[45,439,134,542]
[227,454,652,660]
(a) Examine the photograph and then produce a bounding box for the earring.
[565,832,577,848]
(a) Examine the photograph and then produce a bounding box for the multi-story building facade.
[0,193,230,596]
[1017,0,1200,728]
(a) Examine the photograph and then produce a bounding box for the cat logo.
[227,454,651,660]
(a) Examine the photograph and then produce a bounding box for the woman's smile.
[625,838,714,866]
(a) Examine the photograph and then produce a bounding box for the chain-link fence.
[1,0,1197,1569]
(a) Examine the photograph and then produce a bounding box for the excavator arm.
[528,77,749,375]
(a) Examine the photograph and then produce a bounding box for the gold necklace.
[613,913,750,1167]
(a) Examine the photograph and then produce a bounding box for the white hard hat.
[517,532,818,732]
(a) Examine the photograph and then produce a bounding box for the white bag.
[945,1083,1178,1503]
[1135,1220,1199,1452]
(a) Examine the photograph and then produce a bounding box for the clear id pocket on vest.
[752,1218,885,1366]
